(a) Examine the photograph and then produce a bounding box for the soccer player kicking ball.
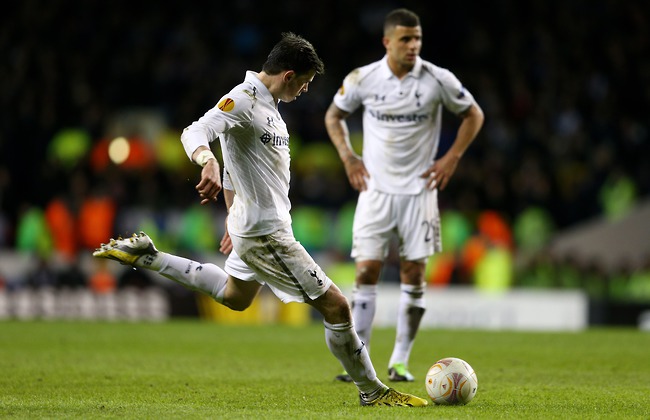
[93,33,427,407]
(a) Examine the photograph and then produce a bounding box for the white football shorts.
[351,188,442,262]
[225,227,333,304]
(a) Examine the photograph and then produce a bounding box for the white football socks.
[389,283,426,367]
[324,320,385,398]
[351,284,377,350]
[137,252,228,302]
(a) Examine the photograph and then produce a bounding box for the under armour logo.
[354,341,366,356]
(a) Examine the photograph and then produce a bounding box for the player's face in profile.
[282,70,316,103]
[385,25,422,68]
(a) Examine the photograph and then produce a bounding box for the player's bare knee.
[310,289,351,324]
[356,262,382,284]
[324,303,351,324]
[223,297,253,312]
[401,260,426,285]
[335,293,353,321]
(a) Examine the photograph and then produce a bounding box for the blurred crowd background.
[1,0,649,319]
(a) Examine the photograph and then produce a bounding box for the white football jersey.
[333,56,475,194]
[181,71,292,237]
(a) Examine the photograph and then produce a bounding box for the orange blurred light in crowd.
[78,196,116,250]
[461,235,487,274]
[44,198,77,261]
[90,137,155,172]
[477,210,513,249]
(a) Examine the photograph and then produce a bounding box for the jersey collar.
[381,55,423,80]
[245,71,275,106]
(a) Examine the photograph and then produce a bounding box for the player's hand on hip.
[422,154,460,191]
[196,159,222,205]
[421,165,438,190]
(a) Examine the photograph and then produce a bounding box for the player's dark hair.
[262,32,325,76]
[384,8,420,34]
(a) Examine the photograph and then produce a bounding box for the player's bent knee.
[356,261,382,284]
[222,293,256,311]
[222,276,261,311]
[223,299,252,312]
[401,260,427,285]
[311,290,351,324]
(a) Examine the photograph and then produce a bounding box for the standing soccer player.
[325,9,484,382]
[93,32,427,407]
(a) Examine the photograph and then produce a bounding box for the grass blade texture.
[1,320,649,419]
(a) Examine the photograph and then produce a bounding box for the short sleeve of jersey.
[332,69,363,113]
[434,66,475,115]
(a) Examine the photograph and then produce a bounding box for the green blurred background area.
[0,0,649,327]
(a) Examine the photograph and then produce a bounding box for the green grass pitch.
[1,320,649,419]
